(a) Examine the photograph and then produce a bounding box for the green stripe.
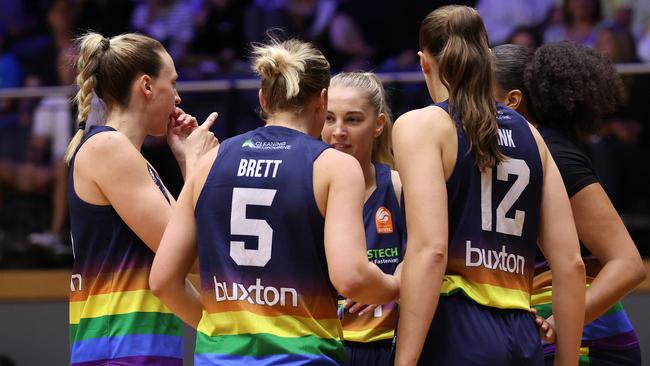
[532,303,552,319]
[196,332,345,361]
[533,301,624,320]
[70,312,182,343]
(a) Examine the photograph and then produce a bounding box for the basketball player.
[66,32,218,366]
[321,72,406,366]
[150,38,400,365]
[493,42,645,366]
[393,6,586,366]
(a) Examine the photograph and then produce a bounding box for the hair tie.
[78,121,87,131]
[101,38,110,51]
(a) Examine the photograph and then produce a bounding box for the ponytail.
[252,38,330,116]
[64,33,105,164]
[63,32,165,164]
[420,6,504,170]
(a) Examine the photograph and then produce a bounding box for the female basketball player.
[493,42,645,366]
[66,32,218,366]
[150,38,400,365]
[321,72,405,366]
[393,6,586,366]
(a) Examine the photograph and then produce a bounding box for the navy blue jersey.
[340,163,405,343]
[68,125,183,366]
[440,101,543,310]
[193,125,346,365]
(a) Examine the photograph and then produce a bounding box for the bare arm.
[393,108,450,366]
[316,149,399,304]
[534,129,586,366]
[571,183,645,324]
[80,133,174,252]
[149,147,219,327]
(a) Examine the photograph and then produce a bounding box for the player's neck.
[105,109,147,150]
[266,111,320,137]
[362,160,376,203]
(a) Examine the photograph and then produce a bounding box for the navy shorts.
[344,340,393,366]
[544,346,641,366]
[417,292,544,366]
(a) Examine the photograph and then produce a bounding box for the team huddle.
[65,5,644,366]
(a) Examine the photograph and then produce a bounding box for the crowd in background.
[0,0,649,267]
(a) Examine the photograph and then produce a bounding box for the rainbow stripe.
[440,274,531,310]
[339,299,397,343]
[532,267,640,353]
[69,267,183,366]
[195,288,345,365]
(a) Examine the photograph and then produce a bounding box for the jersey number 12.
[480,158,530,237]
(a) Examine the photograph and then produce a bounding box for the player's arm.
[571,182,645,324]
[149,147,219,328]
[393,108,450,366]
[317,149,399,305]
[81,132,175,252]
[532,126,585,366]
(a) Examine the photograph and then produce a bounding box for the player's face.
[147,51,181,136]
[322,86,380,163]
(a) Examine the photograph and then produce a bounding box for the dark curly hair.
[524,41,624,137]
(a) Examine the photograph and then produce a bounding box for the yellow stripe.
[532,283,591,307]
[70,289,171,325]
[531,286,553,306]
[198,310,342,340]
[441,275,530,310]
[343,328,394,343]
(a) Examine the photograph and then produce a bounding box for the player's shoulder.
[394,105,456,142]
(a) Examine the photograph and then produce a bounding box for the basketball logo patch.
[375,206,393,234]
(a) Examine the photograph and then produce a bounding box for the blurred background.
[0,0,648,365]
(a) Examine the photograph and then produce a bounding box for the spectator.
[186,0,249,79]
[131,0,196,62]
[476,0,553,45]
[544,0,602,48]
[507,26,544,49]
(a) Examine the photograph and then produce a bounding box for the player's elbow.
[565,254,586,278]
[149,269,170,299]
[629,259,647,287]
[331,271,366,300]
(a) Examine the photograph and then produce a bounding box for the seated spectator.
[185,0,249,79]
[131,0,196,62]
[544,0,601,48]
[507,26,544,49]
[476,0,553,46]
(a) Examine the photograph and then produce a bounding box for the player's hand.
[184,112,219,169]
[343,299,380,317]
[531,308,556,344]
[167,107,200,161]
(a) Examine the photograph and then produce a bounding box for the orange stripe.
[341,311,396,332]
[201,293,338,319]
[69,268,151,302]
[446,258,531,291]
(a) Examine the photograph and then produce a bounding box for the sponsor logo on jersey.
[242,138,292,150]
[465,241,525,275]
[213,277,299,307]
[375,206,393,234]
[367,246,400,265]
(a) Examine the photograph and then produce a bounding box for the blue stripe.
[71,334,183,363]
[195,353,342,366]
[582,310,634,341]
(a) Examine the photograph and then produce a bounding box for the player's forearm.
[585,258,645,325]
[395,248,446,366]
[153,278,203,328]
[551,257,586,366]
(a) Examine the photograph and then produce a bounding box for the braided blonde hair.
[64,32,165,164]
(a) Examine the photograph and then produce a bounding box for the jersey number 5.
[480,158,530,237]
[230,187,277,267]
